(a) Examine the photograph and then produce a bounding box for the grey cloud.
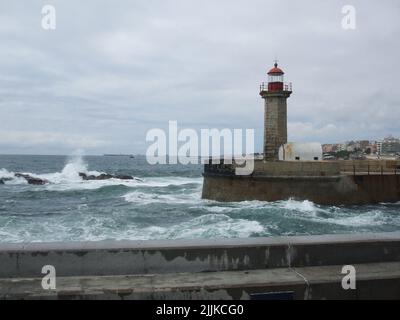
[0,0,399,154]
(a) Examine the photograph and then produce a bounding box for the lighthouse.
[260,62,292,161]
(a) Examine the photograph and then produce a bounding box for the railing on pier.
[339,160,400,176]
[203,159,237,176]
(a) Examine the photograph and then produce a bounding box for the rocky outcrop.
[14,174,49,185]
[1,172,141,185]
[78,173,142,182]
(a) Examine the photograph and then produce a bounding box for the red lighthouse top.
[260,61,292,93]
[267,62,285,75]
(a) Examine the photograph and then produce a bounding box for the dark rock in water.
[79,172,106,180]
[79,172,88,179]
[15,173,49,185]
[96,174,114,180]
[0,178,12,184]
[79,172,141,181]
[3,172,140,185]
[115,175,135,180]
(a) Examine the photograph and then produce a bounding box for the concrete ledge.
[1,232,400,278]
[2,262,400,300]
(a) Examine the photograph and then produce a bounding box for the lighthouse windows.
[268,75,284,83]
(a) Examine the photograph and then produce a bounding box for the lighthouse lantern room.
[267,62,285,91]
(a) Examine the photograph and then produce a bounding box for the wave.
[111,214,265,240]
[157,214,266,239]
[123,188,202,205]
[280,199,320,213]
[1,156,98,185]
[314,210,388,227]
[185,198,391,228]
[0,169,28,185]
[1,156,204,192]
[275,199,388,227]
[0,213,266,243]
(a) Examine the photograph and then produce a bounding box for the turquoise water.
[0,155,399,243]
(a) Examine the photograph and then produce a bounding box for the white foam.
[0,156,147,191]
[0,168,15,179]
[168,215,264,239]
[136,176,203,188]
[39,155,102,184]
[105,214,265,241]
[281,199,319,213]
[0,168,28,185]
[123,188,202,205]
[323,210,386,227]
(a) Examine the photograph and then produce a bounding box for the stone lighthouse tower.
[260,62,292,161]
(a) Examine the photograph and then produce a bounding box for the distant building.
[382,141,400,155]
[359,140,370,150]
[322,144,333,153]
[365,144,376,155]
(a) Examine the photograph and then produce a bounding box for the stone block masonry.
[261,91,292,161]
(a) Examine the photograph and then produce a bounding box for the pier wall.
[1,233,400,299]
[202,160,400,204]
[202,174,400,204]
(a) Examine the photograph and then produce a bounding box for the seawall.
[1,232,400,299]
[202,174,400,205]
[202,160,400,204]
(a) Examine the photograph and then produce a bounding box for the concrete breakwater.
[1,232,400,299]
[202,160,400,205]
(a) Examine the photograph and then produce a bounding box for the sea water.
[0,154,399,243]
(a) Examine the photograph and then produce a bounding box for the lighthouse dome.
[268,63,284,75]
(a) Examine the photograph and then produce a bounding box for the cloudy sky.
[0,0,399,155]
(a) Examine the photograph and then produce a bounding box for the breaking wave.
[1,156,204,193]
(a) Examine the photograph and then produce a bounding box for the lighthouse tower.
[260,62,292,161]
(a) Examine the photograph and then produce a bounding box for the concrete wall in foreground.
[1,233,400,279]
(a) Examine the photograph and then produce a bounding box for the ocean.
[0,154,399,243]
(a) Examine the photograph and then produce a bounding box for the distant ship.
[103,154,135,158]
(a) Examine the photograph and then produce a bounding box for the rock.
[96,174,114,180]
[0,178,12,184]
[78,172,141,181]
[115,175,135,180]
[15,173,49,185]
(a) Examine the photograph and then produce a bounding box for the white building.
[279,142,323,161]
